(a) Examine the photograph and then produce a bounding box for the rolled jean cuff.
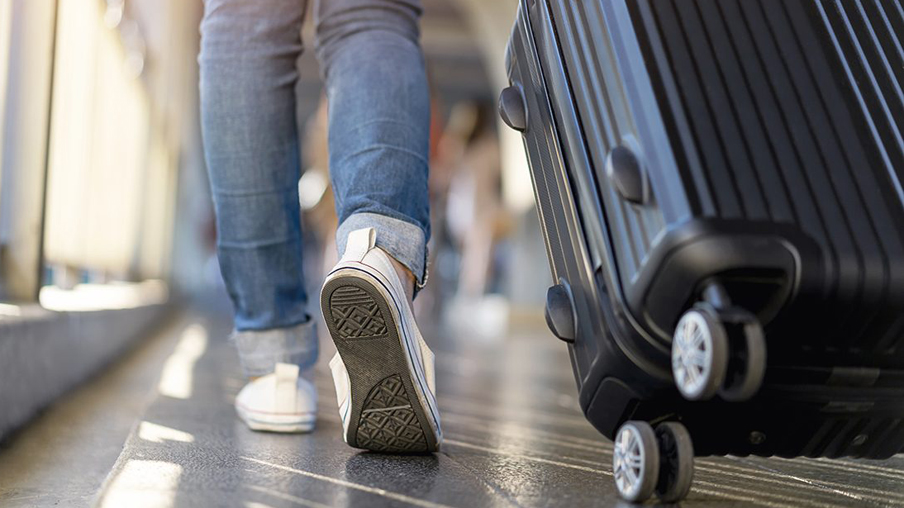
[231,320,318,378]
[336,212,427,286]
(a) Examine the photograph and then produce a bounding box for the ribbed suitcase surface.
[546,0,904,360]
[507,0,904,461]
[633,0,904,357]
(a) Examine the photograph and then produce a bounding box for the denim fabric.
[199,0,430,370]
[232,321,319,377]
[336,212,426,286]
[315,0,432,256]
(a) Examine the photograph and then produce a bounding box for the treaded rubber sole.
[322,273,438,453]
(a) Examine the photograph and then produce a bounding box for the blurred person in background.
[442,101,507,299]
[298,95,337,277]
[199,0,442,452]
[431,101,510,337]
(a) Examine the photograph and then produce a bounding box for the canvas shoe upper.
[235,362,317,433]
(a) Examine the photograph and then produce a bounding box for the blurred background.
[0,0,551,438]
[0,0,551,310]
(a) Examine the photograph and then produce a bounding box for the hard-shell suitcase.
[500,0,904,502]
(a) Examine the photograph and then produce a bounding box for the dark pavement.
[2,301,903,507]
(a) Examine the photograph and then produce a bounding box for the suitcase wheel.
[671,307,729,401]
[613,421,659,502]
[672,304,767,402]
[613,421,695,503]
[655,422,695,502]
[718,311,767,402]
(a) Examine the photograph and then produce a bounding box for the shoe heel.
[322,273,438,453]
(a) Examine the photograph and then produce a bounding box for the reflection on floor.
[3,300,904,507]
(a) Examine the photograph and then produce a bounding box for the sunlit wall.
[44,0,153,276]
[0,1,12,197]
[46,0,202,282]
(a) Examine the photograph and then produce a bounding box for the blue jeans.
[199,0,430,376]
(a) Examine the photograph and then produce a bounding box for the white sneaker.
[235,363,317,433]
[322,228,442,453]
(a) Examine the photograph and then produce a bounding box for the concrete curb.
[0,304,172,440]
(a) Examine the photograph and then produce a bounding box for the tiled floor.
[3,301,904,507]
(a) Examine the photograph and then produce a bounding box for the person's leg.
[314,0,441,453]
[199,0,317,432]
[315,0,431,288]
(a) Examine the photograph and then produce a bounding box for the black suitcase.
[500,0,904,502]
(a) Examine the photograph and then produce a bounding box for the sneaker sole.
[322,271,439,453]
